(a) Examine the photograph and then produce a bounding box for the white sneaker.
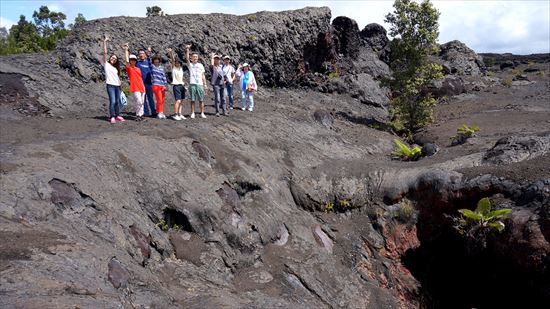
[229,107,234,110]
[247,108,253,112]
[157,112,166,119]
[190,112,195,119]
[172,115,182,121]
[180,115,187,120]
[200,112,206,118]
[241,107,246,111]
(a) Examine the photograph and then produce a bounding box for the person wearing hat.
[123,43,146,121]
[222,55,236,110]
[236,62,257,112]
[210,53,227,116]
[185,44,208,119]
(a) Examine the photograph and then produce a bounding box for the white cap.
[242,63,249,67]
[129,54,137,60]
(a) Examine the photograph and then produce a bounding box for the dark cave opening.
[163,208,194,233]
[402,219,548,309]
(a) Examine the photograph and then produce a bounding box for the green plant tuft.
[457,197,512,233]
[392,139,422,160]
[450,124,479,145]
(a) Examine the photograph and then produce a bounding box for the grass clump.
[502,78,513,88]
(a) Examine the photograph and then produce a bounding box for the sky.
[0,0,549,55]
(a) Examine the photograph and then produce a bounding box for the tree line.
[0,5,165,55]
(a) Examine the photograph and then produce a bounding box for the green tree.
[32,5,69,50]
[146,6,163,17]
[32,5,67,37]
[3,15,42,54]
[384,0,444,135]
[69,13,87,29]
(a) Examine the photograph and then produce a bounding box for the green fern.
[392,139,422,160]
[458,197,512,232]
[451,124,479,145]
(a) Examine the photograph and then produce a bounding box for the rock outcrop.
[438,40,485,75]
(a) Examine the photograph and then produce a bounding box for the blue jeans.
[143,84,156,116]
[213,85,226,114]
[225,84,234,107]
[241,90,254,110]
[106,84,121,118]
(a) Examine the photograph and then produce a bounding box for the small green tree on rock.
[146,6,164,17]
[384,0,444,135]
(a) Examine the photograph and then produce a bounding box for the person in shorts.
[185,44,207,119]
[168,48,186,120]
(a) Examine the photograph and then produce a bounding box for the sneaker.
[229,107,234,110]
[180,114,187,120]
[190,112,195,119]
[172,114,182,121]
[161,113,168,119]
[247,108,253,112]
[241,107,246,111]
[200,112,207,119]
[216,112,220,117]
[110,117,116,124]
[116,116,125,122]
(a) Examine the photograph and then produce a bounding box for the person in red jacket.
[123,43,146,121]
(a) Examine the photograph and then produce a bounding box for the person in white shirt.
[222,55,236,109]
[102,35,125,124]
[168,48,186,120]
[185,45,208,119]
[236,63,258,112]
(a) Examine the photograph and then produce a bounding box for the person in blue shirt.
[137,47,156,117]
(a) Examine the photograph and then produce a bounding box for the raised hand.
[122,43,129,50]
[185,44,192,50]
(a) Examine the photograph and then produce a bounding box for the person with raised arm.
[123,43,146,121]
[185,44,207,119]
[102,35,124,123]
[235,62,257,112]
[210,53,227,116]
[168,48,186,120]
[137,47,156,117]
[150,52,168,119]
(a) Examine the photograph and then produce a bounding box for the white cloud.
[0,16,16,29]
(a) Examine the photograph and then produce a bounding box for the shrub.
[450,124,479,145]
[502,78,513,88]
[324,199,357,212]
[457,197,512,233]
[247,14,257,22]
[392,139,422,160]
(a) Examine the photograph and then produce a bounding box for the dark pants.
[143,83,156,116]
[106,84,120,118]
[213,85,226,114]
[225,83,234,107]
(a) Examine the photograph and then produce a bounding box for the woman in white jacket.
[236,63,257,112]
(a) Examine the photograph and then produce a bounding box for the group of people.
[102,36,258,124]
